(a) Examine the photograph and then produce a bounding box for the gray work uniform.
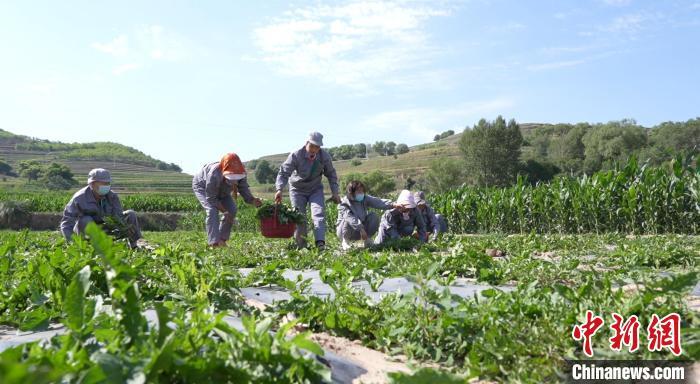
[418,205,448,240]
[60,186,141,246]
[192,162,255,245]
[275,147,339,246]
[374,208,427,245]
[336,195,393,241]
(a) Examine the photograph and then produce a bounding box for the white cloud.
[92,25,189,75]
[600,0,632,6]
[22,80,58,96]
[527,59,586,71]
[541,44,600,54]
[595,11,666,39]
[91,35,129,56]
[252,1,455,91]
[112,63,142,75]
[362,99,514,141]
[601,13,648,34]
[134,25,188,62]
[487,22,525,33]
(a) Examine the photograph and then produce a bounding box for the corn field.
[433,156,700,234]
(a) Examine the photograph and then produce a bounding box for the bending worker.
[60,168,143,248]
[193,153,262,247]
[336,180,396,250]
[414,191,448,241]
[374,190,427,245]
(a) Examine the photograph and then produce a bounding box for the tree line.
[423,116,699,193]
[10,160,78,190]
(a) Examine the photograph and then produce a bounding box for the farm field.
[0,160,698,382]
[0,228,698,383]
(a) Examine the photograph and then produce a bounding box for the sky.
[0,0,698,174]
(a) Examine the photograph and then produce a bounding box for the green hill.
[0,129,192,194]
[244,131,467,197]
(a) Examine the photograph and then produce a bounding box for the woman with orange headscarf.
[192,153,262,247]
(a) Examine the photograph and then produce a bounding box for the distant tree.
[45,175,75,190]
[43,162,74,180]
[353,143,367,158]
[459,116,523,187]
[169,163,182,172]
[439,130,455,140]
[343,170,396,197]
[247,159,260,170]
[434,130,455,142]
[641,118,700,165]
[581,119,647,173]
[426,158,464,193]
[549,124,588,174]
[42,162,77,190]
[518,159,560,185]
[396,143,409,154]
[0,160,12,175]
[385,141,397,156]
[18,160,43,183]
[372,141,386,156]
[254,160,276,184]
[404,176,416,190]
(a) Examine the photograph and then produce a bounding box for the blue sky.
[0,0,698,174]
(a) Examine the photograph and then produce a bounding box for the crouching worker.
[336,180,397,250]
[414,191,448,242]
[374,190,427,245]
[60,168,143,248]
[193,153,262,247]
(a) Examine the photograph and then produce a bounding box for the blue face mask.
[354,193,365,202]
[97,185,111,195]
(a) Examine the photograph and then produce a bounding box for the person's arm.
[60,198,79,241]
[379,210,399,240]
[111,194,125,221]
[322,152,340,198]
[236,177,256,204]
[275,152,296,203]
[365,195,394,210]
[275,152,295,193]
[415,211,427,242]
[427,206,439,239]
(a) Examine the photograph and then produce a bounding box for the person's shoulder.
[72,186,90,199]
[206,163,222,178]
[107,190,121,200]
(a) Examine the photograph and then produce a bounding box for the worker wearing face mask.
[193,153,262,247]
[336,180,397,250]
[60,168,144,248]
[374,189,427,245]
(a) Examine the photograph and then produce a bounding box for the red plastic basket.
[260,205,296,238]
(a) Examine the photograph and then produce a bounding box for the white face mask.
[402,211,411,220]
[224,173,246,181]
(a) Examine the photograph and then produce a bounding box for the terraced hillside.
[0,134,192,194]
